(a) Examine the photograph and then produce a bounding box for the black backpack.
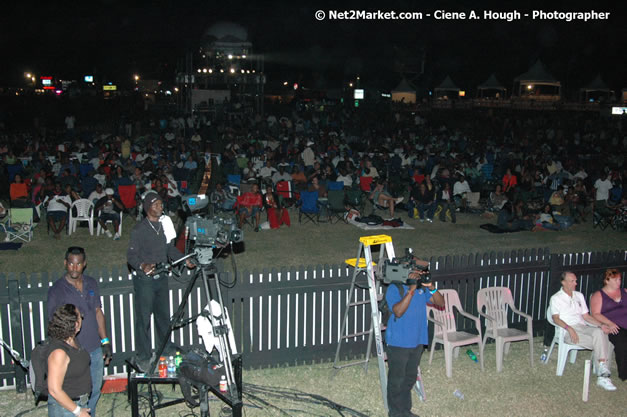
[378,282,405,326]
[29,339,51,402]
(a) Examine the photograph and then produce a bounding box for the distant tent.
[391,78,416,103]
[477,73,507,98]
[514,60,561,99]
[434,76,460,99]
[579,74,613,102]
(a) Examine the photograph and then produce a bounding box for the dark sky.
[2,0,624,92]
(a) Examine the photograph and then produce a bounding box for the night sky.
[2,0,624,93]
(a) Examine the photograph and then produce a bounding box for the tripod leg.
[199,385,210,417]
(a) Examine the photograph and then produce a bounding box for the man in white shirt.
[301,141,316,170]
[88,183,106,205]
[46,183,72,239]
[594,172,613,202]
[549,271,617,391]
[272,164,292,185]
[453,174,472,211]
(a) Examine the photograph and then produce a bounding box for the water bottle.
[175,351,183,369]
[466,349,478,363]
[453,389,464,400]
[167,356,176,377]
[540,348,548,363]
[219,375,227,392]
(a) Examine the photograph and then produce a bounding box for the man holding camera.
[385,260,444,417]
[127,192,195,371]
[47,246,112,417]
[94,188,124,240]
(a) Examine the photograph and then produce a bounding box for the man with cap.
[127,191,195,371]
[94,188,124,240]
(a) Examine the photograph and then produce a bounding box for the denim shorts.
[48,393,89,417]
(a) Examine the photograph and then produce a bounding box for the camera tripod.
[132,251,242,417]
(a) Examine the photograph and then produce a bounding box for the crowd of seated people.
[0,100,625,241]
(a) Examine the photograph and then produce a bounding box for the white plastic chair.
[428,289,484,378]
[68,199,94,235]
[96,210,123,237]
[546,305,595,376]
[477,287,534,372]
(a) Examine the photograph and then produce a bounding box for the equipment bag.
[29,339,51,402]
[378,282,405,326]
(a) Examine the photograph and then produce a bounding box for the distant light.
[354,89,364,99]
[240,69,245,73]
[55,89,62,95]
[174,87,179,92]
[293,83,298,90]
[84,75,93,82]
[252,70,255,73]
[31,77,36,82]
[246,70,250,74]
[25,73,31,78]
[349,82,353,87]
[459,90,466,97]
[230,68,235,73]
[357,76,360,80]
[202,54,206,58]
[202,68,207,73]
[134,74,140,81]
[220,69,224,73]
[228,54,233,59]
[197,69,201,73]
[283,81,288,86]
[381,93,391,98]
[208,69,213,73]
[527,84,533,90]
[165,90,172,95]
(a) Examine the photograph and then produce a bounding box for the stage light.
[228,54,233,59]
[202,68,207,73]
[220,69,224,73]
[283,81,288,86]
[208,69,213,73]
[197,69,201,73]
[241,69,245,73]
[527,84,533,90]
[242,54,246,59]
[134,74,140,81]
[230,68,235,73]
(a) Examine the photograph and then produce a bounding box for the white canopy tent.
[477,73,507,98]
[434,76,460,99]
[514,60,561,99]
[391,78,416,103]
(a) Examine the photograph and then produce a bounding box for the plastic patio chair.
[298,191,320,225]
[428,289,484,378]
[68,199,95,235]
[96,210,123,237]
[546,305,596,376]
[2,208,34,243]
[477,287,534,372]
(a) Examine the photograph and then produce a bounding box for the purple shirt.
[47,275,102,352]
[600,289,627,330]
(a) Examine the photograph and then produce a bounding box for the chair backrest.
[299,191,319,212]
[359,176,374,192]
[276,181,292,199]
[345,189,363,206]
[429,289,464,334]
[327,181,344,191]
[79,163,93,178]
[477,287,513,330]
[327,189,345,210]
[227,174,242,185]
[118,184,137,209]
[546,305,564,341]
[71,199,94,217]
[9,208,33,224]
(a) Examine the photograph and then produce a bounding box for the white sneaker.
[113,232,120,241]
[426,218,433,223]
[105,230,113,238]
[598,361,611,378]
[596,377,617,391]
[395,197,404,204]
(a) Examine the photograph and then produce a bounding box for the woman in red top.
[264,185,290,229]
[502,168,518,193]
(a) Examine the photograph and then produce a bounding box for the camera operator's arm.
[392,283,418,318]
[412,257,430,268]
[422,282,445,307]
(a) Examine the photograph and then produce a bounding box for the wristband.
[72,406,81,416]
[408,289,415,296]
[564,324,569,330]
[101,337,110,345]
[429,289,437,295]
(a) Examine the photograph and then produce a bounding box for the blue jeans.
[48,393,89,417]
[89,347,104,416]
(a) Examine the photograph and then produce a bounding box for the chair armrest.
[478,311,495,323]
[511,307,533,332]
[427,315,445,329]
[458,310,482,329]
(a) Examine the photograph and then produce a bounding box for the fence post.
[8,280,26,393]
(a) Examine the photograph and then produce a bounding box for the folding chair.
[326,189,348,223]
[298,191,320,225]
[326,181,344,191]
[2,208,34,243]
[345,189,365,213]
[68,199,95,235]
[276,181,298,208]
[235,194,260,230]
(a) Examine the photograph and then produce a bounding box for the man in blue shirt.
[47,247,113,417]
[385,264,444,417]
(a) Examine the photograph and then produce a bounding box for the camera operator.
[127,191,195,372]
[385,260,444,417]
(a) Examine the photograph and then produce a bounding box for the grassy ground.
[1,337,624,416]
[0,204,624,276]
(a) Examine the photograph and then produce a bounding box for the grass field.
[1,338,625,417]
[0,205,624,416]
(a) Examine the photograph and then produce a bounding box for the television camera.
[381,248,431,285]
[182,194,243,265]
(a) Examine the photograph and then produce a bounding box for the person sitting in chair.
[237,183,262,231]
[45,182,72,240]
[264,184,290,229]
[369,178,403,218]
[95,188,124,240]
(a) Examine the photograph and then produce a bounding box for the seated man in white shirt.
[549,271,617,391]
[45,182,72,239]
[452,174,472,211]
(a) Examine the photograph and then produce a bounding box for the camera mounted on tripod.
[381,248,431,285]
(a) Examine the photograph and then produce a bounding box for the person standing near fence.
[47,247,113,417]
[385,263,444,417]
[126,191,195,372]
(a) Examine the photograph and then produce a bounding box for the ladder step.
[333,359,368,370]
[349,300,371,307]
[340,330,371,339]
